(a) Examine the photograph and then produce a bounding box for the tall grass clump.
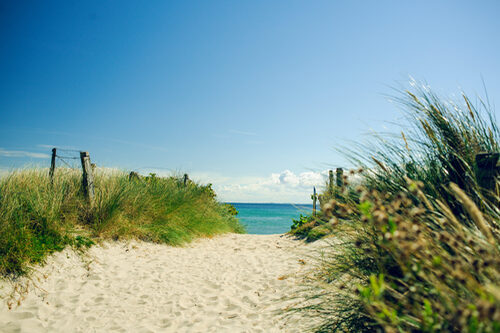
[0,169,243,277]
[344,80,499,215]
[303,82,500,332]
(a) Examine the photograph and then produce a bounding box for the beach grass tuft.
[0,169,243,277]
[298,82,500,332]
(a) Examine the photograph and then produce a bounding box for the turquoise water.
[229,203,313,235]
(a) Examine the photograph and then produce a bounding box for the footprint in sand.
[205,281,220,290]
[93,296,105,305]
[160,318,172,328]
[224,301,241,312]
[240,283,253,291]
[11,311,35,320]
[69,295,79,304]
[242,296,257,307]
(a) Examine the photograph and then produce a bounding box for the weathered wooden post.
[183,173,189,186]
[129,171,140,181]
[312,186,317,217]
[80,151,95,206]
[335,167,344,199]
[336,168,344,187]
[474,152,499,203]
[49,148,56,183]
[328,170,334,193]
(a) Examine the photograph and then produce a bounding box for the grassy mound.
[0,169,243,276]
[289,213,335,242]
[300,83,500,332]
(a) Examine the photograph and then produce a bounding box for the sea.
[229,203,313,235]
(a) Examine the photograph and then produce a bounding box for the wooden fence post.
[183,173,189,186]
[336,168,344,187]
[129,171,140,181]
[80,151,95,206]
[474,152,499,203]
[49,148,56,183]
[336,168,344,199]
[312,186,317,217]
[328,170,334,193]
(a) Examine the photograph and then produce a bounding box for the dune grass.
[0,169,243,277]
[299,83,500,332]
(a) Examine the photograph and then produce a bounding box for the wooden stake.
[336,168,343,187]
[328,170,334,193]
[49,148,56,183]
[183,173,189,186]
[129,171,140,181]
[474,152,499,203]
[336,168,344,199]
[80,151,95,205]
[312,186,317,217]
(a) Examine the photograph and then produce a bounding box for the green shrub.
[223,203,239,216]
[290,214,317,238]
[291,214,314,230]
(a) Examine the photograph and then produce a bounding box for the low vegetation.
[290,213,334,242]
[295,82,500,332]
[0,170,243,277]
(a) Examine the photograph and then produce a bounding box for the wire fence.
[49,148,84,178]
[55,154,80,168]
[50,147,82,167]
[54,148,81,153]
[49,148,95,203]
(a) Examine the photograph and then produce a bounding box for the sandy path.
[0,234,323,332]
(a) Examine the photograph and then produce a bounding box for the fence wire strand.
[54,148,81,153]
[56,155,80,159]
[56,156,76,168]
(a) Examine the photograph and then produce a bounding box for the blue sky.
[1,0,499,203]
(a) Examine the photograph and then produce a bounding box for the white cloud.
[190,169,330,203]
[298,171,325,187]
[0,148,50,159]
[37,144,56,149]
[229,129,257,136]
[271,170,326,188]
[277,170,299,186]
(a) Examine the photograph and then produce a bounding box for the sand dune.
[0,234,325,332]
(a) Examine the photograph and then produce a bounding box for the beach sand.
[0,234,325,332]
